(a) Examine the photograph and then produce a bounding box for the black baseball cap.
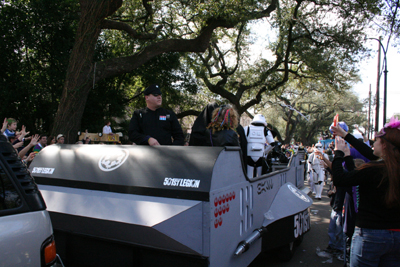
[144,84,162,96]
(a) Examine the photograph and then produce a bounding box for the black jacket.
[207,129,239,147]
[128,107,184,145]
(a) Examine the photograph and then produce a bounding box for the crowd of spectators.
[305,131,364,262]
[1,117,68,167]
[281,143,299,156]
[306,121,400,266]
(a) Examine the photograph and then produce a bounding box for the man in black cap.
[128,84,184,146]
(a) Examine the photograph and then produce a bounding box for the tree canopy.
[1,0,388,143]
[0,0,77,133]
[262,78,366,145]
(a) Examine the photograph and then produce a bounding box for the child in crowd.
[2,118,18,139]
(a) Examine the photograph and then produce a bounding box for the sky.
[352,38,400,128]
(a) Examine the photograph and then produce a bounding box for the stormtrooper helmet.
[315,142,323,152]
[251,114,267,126]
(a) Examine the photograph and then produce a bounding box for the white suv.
[0,136,61,266]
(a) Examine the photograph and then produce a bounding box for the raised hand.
[29,134,40,147]
[335,136,349,156]
[20,125,30,137]
[330,124,347,138]
[1,118,7,133]
[26,152,36,162]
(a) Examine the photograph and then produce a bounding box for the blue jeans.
[328,209,344,251]
[351,228,400,267]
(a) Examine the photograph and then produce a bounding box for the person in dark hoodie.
[189,103,247,165]
[189,102,220,146]
[206,105,239,147]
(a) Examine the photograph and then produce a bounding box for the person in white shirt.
[102,120,113,135]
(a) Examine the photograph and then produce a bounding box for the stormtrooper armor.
[245,114,275,178]
[307,142,329,199]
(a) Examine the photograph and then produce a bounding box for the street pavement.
[249,180,346,267]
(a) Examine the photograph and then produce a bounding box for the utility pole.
[382,47,388,126]
[368,84,371,140]
[375,39,381,133]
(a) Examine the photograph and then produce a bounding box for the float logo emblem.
[99,149,129,172]
[288,184,310,202]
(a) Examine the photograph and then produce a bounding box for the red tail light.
[41,236,57,266]
[44,240,56,265]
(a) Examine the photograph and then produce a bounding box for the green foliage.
[1,0,389,141]
[99,24,204,112]
[262,78,367,145]
[0,0,201,137]
[0,0,78,134]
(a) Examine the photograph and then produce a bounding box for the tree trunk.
[283,109,294,144]
[52,0,122,143]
